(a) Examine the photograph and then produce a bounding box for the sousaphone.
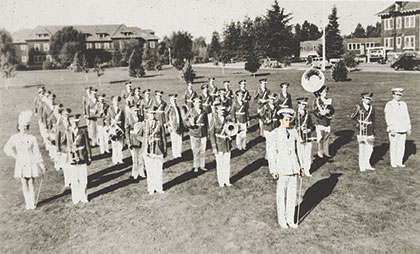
[301,68,325,93]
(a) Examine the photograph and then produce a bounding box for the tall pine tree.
[208,31,221,60]
[320,6,344,60]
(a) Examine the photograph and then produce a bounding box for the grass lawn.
[0,67,419,253]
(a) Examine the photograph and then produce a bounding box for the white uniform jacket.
[268,126,301,175]
[384,100,411,133]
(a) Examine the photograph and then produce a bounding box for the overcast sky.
[1,0,392,41]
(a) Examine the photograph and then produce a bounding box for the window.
[348,44,352,50]
[21,56,27,63]
[365,42,375,48]
[119,41,124,49]
[20,45,27,51]
[95,43,101,49]
[396,37,402,49]
[356,43,360,50]
[34,44,40,51]
[404,36,415,49]
[43,44,49,51]
[396,17,402,29]
[384,18,394,30]
[384,37,394,48]
[149,41,156,48]
[46,55,52,61]
[86,43,92,49]
[104,42,110,49]
[404,15,415,28]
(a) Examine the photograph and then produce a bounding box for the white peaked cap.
[18,110,32,127]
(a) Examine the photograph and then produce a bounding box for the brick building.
[12,24,159,68]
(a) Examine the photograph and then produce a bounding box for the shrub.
[182,61,196,83]
[245,54,261,75]
[332,60,348,82]
[42,59,54,70]
[343,51,358,69]
[16,64,27,71]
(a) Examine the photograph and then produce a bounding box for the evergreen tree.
[142,44,158,71]
[169,31,193,69]
[352,23,366,38]
[129,49,145,77]
[332,60,348,82]
[319,6,344,60]
[244,53,261,76]
[182,61,196,83]
[49,26,85,67]
[208,31,221,60]
[222,21,242,61]
[366,22,381,38]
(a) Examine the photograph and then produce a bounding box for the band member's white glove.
[272,173,279,180]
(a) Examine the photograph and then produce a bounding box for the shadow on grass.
[163,149,193,169]
[404,140,417,164]
[371,143,389,166]
[232,135,265,158]
[231,158,267,183]
[254,73,271,77]
[91,152,112,161]
[37,189,71,207]
[297,173,342,224]
[88,176,143,200]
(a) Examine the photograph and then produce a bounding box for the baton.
[297,176,303,225]
[35,175,44,207]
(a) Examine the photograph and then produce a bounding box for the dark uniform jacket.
[259,103,279,132]
[254,87,271,105]
[97,102,109,126]
[210,115,232,153]
[277,92,293,109]
[293,109,315,142]
[87,100,100,120]
[166,104,184,134]
[55,119,69,153]
[126,110,144,148]
[231,100,248,123]
[186,108,208,138]
[139,98,153,119]
[351,103,375,136]
[312,97,335,127]
[106,105,125,136]
[153,100,167,124]
[67,127,92,165]
[144,119,167,156]
[209,85,218,101]
[202,94,213,114]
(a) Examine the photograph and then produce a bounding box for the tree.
[319,6,344,60]
[343,51,358,69]
[245,53,261,76]
[0,29,17,64]
[352,23,366,38]
[81,54,89,81]
[366,22,381,38]
[182,61,196,83]
[240,17,257,59]
[128,49,145,77]
[0,54,16,89]
[208,31,221,61]
[50,26,85,67]
[221,21,242,61]
[332,60,348,82]
[142,44,158,71]
[169,31,193,69]
[71,51,82,72]
[192,36,208,63]
[260,1,294,60]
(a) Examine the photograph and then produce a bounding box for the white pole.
[322,0,326,71]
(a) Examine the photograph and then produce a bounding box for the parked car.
[391,55,420,70]
[311,57,332,69]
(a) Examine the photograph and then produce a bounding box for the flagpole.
[322,0,326,71]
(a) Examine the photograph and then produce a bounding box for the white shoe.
[391,165,397,168]
[288,223,298,229]
[148,191,154,195]
[193,168,199,173]
[201,167,208,171]
[366,167,375,171]
[225,183,232,187]
[360,168,366,172]
[397,164,406,168]
[80,199,89,203]
[279,222,288,229]
[157,190,165,194]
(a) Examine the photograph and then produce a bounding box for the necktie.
[286,129,290,139]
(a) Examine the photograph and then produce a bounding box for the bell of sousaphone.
[225,122,239,137]
[301,68,325,93]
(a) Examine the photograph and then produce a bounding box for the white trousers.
[190,136,206,169]
[21,178,35,209]
[68,163,88,204]
[144,154,163,193]
[57,152,71,187]
[389,133,406,167]
[216,152,231,186]
[264,130,275,170]
[277,175,297,225]
[87,120,98,146]
[129,147,145,178]
[357,135,374,170]
[170,131,182,158]
[315,125,331,157]
[297,142,312,175]
[236,123,247,150]
[111,139,124,164]
[259,119,264,136]
[97,125,110,154]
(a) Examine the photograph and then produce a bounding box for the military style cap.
[280,82,290,88]
[278,108,295,117]
[391,88,404,95]
[361,92,373,100]
[134,87,141,92]
[99,94,106,100]
[37,87,44,93]
[91,89,98,94]
[268,93,278,99]
[125,82,132,86]
[193,96,202,103]
[155,90,164,96]
[201,84,208,90]
[143,89,151,94]
[259,78,267,84]
[223,80,230,85]
[112,95,122,102]
[85,87,91,91]
[169,94,178,99]
[69,114,81,123]
[62,108,72,116]
[239,80,246,85]
[208,77,215,81]
[297,97,309,105]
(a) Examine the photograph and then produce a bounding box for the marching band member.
[184,81,198,109]
[312,85,334,158]
[231,90,248,150]
[166,94,184,158]
[185,97,209,172]
[351,93,376,172]
[67,114,92,204]
[384,88,411,168]
[259,94,280,170]
[143,106,167,195]
[294,98,315,176]
[208,77,218,101]
[121,81,133,100]
[132,87,143,109]
[210,105,233,187]
[97,94,110,154]
[107,96,125,165]
[153,90,167,124]
[87,89,100,147]
[47,103,64,170]
[223,80,234,101]
[201,84,214,123]
[140,89,153,120]
[3,110,47,210]
[218,89,232,113]
[238,80,251,115]
[43,93,56,155]
[254,79,271,136]
[55,108,72,190]
[126,105,146,179]
[82,87,92,136]
[34,87,46,137]
[278,82,292,109]
[270,108,303,229]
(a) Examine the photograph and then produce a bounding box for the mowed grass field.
[0,67,419,253]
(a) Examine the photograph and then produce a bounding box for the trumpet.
[222,121,239,139]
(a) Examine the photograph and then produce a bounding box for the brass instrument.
[146,120,159,153]
[315,97,334,120]
[223,122,239,138]
[70,131,83,164]
[109,109,124,141]
[301,68,325,93]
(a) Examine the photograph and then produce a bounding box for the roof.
[11,29,32,43]
[377,2,420,16]
[18,24,158,42]
[343,37,382,43]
